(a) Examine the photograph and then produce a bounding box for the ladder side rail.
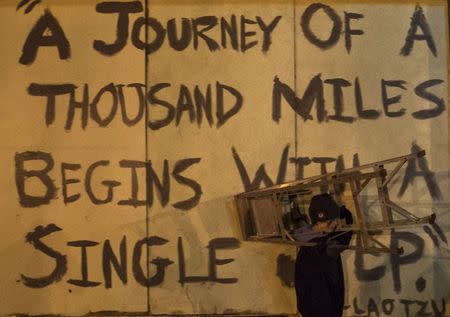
[375,165,393,226]
[273,193,286,240]
[384,200,421,222]
[350,179,372,251]
[240,171,381,199]
[237,151,425,198]
[382,158,408,188]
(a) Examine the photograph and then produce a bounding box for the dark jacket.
[294,207,353,317]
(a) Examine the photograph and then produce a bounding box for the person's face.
[313,218,338,232]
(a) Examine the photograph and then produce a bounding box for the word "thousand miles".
[28,75,446,131]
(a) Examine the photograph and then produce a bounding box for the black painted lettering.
[20,9,70,65]
[398,143,442,200]
[353,156,376,227]
[381,80,407,117]
[93,1,143,55]
[276,254,295,287]
[355,77,380,119]
[220,15,238,50]
[256,16,282,52]
[325,78,354,123]
[21,224,67,288]
[390,230,424,293]
[232,144,289,192]
[382,299,395,315]
[132,17,166,54]
[103,237,127,288]
[301,3,342,49]
[415,276,427,292]
[272,75,325,122]
[66,84,89,130]
[178,237,209,285]
[85,160,121,205]
[133,236,173,287]
[431,299,446,317]
[28,83,74,127]
[172,158,202,210]
[167,18,192,51]
[423,225,439,247]
[367,298,380,317]
[61,163,81,204]
[216,82,243,128]
[312,157,336,193]
[67,240,101,287]
[192,16,219,51]
[400,299,415,317]
[90,83,118,127]
[344,12,364,53]
[289,157,311,180]
[415,300,431,317]
[175,85,196,126]
[431,223,447,244]
[208,238,240,283]
[354,237,386,281]
[147,83,175,130]
[412,79,445,119]
[118,83,145,126]
[146,160,170,208]
[400,5,437,57]
[118,160,147,207]
[194,85,213,127]
[15,151,56,207]
[335,155,345,195]
[240,16,257,52]
[353,297,366,315]
[312,157,336,175]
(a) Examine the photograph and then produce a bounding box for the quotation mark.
[422,213,447,248]
[16,0,42,14]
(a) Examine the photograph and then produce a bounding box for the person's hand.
[328,219,338,231]
[313,219,339,232]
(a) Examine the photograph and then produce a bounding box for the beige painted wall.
[293,2,450,317]
[0,0,448,316]
[0,0,147,314]
[146,1,295,314]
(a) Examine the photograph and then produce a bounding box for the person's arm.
[292,221,325,243]
[325,206,353,256]
[337,205,353,246]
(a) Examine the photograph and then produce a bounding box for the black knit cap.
[308,193,340,224]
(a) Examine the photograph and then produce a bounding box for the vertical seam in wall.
[144,0,150,314]
[447,0,450,171]
[293,0,298,175]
